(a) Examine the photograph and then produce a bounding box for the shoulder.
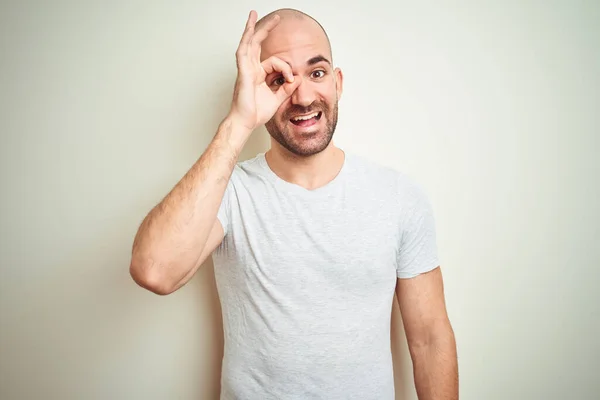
[346,152,434,220]
[227,153,266,186]
[345,152,400,195]
[345,151,426,196]
[233,153,264,174]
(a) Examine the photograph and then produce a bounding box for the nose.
[290,78,316,107]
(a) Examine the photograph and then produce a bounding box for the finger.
[250,14,280,48]
[261,56,294,82]
[249,14,280,62]
[275,77,302,103]
[237,10,258,54]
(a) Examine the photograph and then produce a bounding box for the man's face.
[260,18,343,157]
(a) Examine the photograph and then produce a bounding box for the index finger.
[238,10,258,49]
[250,13,281,46]
[248,14,281,63]
[262,56,294,81]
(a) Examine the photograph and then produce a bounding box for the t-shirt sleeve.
[216,177,234,237]
[396,181,440,279]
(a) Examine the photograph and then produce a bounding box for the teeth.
[292,112,319,121]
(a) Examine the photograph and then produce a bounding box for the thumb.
[275,76,302,103]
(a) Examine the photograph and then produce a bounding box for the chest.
[226,187,400,297]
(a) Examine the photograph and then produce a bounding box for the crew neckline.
[257,150,349,197]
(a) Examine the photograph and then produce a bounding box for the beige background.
[1,1,598,399]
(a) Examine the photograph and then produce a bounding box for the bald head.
[256,8,333,63]
[251,8,343,157]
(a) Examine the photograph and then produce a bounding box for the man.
[130,8,458,400]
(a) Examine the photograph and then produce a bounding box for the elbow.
[129,257,176,296]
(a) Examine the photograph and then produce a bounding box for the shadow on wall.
[0,205,226,399]
[0,65,270,399]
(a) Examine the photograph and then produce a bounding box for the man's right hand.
[130,11,301,296]
[228,10,301,134]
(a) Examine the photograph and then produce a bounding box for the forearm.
[410,323,458,400]
[130,117,249,293]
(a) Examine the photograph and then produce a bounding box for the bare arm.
[396,267,458,400]
[129,119,248,295]
[129,10,300,295]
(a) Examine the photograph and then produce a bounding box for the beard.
[264,99,339,157]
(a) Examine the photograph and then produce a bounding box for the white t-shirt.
[213,151,440,399]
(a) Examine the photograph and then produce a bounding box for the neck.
[265,142,345,191]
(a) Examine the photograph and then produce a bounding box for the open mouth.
[290,111,322,127]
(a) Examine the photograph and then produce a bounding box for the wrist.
[218,114,253,153]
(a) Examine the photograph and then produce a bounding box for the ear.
[334,67,343,100]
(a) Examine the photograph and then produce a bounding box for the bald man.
[130,8,458,400]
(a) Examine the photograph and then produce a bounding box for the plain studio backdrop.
[1,0,598,399]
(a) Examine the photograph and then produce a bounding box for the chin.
[266,112,337,157]
[278,131,333,157]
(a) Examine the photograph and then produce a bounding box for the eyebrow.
[307,55,331,66]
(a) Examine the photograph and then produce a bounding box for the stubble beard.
[265,100,339,157]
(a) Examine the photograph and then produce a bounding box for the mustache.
[284,103,329,119]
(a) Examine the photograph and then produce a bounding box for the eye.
[272,76,285,86]
[311,70,326,79]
